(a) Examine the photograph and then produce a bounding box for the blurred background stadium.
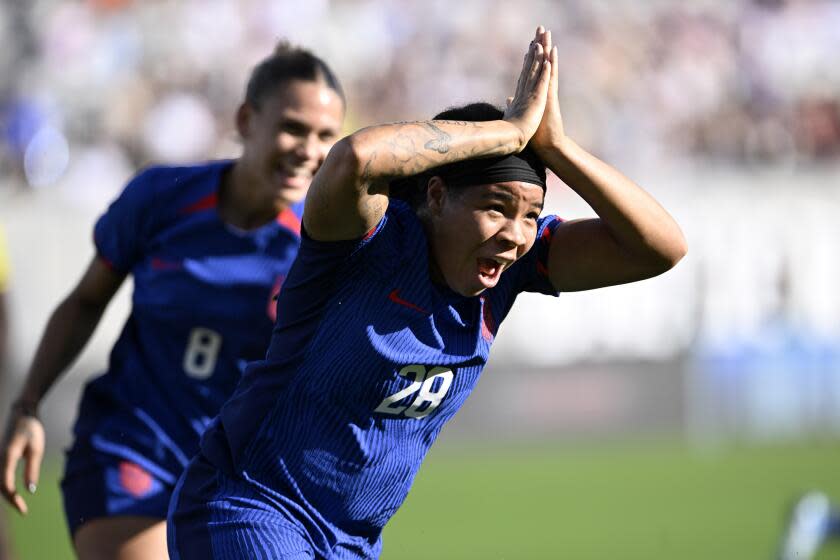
[1,0,839,558]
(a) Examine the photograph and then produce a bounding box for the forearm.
[348,119,525,186]
[305,119,527,241]
[15,296,106,411]
[545,137,686,265]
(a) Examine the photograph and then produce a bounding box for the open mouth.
[477,257,504,287]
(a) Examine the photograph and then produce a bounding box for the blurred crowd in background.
[1,0,839,200]
[1,0,839,444]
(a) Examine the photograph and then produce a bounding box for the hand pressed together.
[502,26,553,149]
[530,27,567,158]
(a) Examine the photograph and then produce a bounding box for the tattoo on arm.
[423,122,451,154]
[356,119,513,189]
[360,152,376,185]
[362,195,386,217]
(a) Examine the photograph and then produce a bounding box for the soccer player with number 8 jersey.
[0,44,344,559]
[168,27,687,559]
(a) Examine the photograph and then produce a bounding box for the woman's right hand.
[503,26,553,149]
[1,404,45,515]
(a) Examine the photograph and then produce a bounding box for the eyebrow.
[480,190,515,202]
[480,189,543,211]
[279,114,339,135]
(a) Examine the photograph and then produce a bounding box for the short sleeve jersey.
[202,199,562,539]
[72,161,304,484]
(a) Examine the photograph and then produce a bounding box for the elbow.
[669,227,689,267]
[652,229,688,272]
[63,291,108,318]
[328,135,368,183]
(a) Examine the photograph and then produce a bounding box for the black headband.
[432,151,547,189]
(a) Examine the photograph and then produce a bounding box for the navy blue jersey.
[70,161,303,485]
[200,199,562,544]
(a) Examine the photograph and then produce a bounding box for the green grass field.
[6,440,840,559]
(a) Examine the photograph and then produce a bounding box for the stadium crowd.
[1,0,839,205]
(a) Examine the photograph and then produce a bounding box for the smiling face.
[237,79,344,210]
[424,178,546,297]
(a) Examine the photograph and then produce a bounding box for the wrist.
[11,397,40,418]
[538,135,580,177]
[539,133,572,157]
[500,119,531,152]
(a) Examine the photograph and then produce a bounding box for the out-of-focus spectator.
[2,0,838,204]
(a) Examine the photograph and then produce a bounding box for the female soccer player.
[0,44,344,559]
[168,27,687,559]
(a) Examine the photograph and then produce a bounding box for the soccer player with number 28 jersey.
[0,44,344,560]
[168,27,687,559]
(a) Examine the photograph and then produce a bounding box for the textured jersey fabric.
[177,199,562,557]
[67,160,304,486]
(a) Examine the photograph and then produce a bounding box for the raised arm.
[530,30,687,292]
[304,30,552,242]
[1,257,123,514]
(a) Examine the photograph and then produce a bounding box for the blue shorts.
[168,451,381,560]
[61,445,173,535]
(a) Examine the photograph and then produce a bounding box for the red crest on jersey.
[119,461,153,498]
[388,289,428,314]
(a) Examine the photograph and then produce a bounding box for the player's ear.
[426,176,447,215]
[236,102,253,139]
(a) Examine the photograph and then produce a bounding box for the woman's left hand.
[530,29,566,157]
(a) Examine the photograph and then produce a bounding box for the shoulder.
[357,199,425,258]
[376,199,422,240]
[118,160,232,215]
[536,213,564,239]
[293,200,424,284]
[128,160,231,197]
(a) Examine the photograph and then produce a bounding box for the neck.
[419,214,447,287]
[219,162,282,230]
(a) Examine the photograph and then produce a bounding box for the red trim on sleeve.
[98,255,116,270]
[179,192,218,215]
[362,224,378,241]
[276,208,302,236]
[536,215,561,278]
[540,223,554,242]
[480,296,496,342]
[150,257,182,271]
[267,275,285,322]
